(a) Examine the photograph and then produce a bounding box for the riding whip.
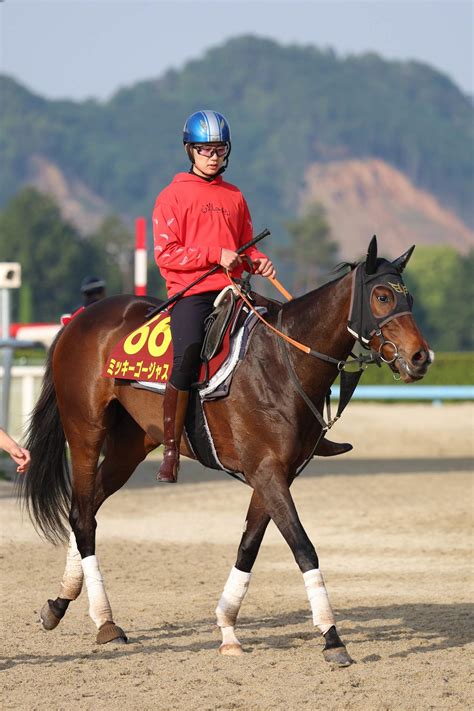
[146,228,271,320]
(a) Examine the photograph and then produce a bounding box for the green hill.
[1,35,473,246]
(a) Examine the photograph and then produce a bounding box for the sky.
[0,0,472,102]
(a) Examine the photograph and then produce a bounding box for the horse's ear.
[392,245,415,273]
[365,235,378,274]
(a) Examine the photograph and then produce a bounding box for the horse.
[18,237,432,667]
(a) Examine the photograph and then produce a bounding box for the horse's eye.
[377,294,389,303]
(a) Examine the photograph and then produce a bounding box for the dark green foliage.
[360,352,474,386]
[1,35,472,251]
[0,188,108,321]
[1,37,472,347]
[88,215,134,295]
[278,204,340,293]
[405,246,474,352]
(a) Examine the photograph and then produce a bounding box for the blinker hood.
[347,263,413,346]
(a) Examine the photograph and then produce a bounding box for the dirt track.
[1,404,473,710]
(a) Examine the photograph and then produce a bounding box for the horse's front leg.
[216,490,270,655]
[222,461,352,666]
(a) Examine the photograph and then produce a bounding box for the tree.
[278,203,340,294]
[406,245,473,351]
[89,215,134,294]
[0,188,94,321]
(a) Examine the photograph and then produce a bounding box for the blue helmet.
[183,110,231,145]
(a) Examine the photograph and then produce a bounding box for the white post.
[0,263,23,431]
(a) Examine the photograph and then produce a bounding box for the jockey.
[153,110,350,483]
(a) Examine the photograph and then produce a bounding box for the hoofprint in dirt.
[1,404,473,710]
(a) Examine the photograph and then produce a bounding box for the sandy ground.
[1,404,473,710]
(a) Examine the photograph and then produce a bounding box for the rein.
[225,268,402,436]
[226,273,381,371]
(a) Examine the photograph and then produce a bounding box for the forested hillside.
[1,35,473,249]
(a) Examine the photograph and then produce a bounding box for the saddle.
[199,286,245,383]
[102,287,269,391]
[102,289,280,477]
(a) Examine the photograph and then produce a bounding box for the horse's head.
[348,236,433,382]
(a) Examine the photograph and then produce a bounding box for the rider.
[153,110,350,483]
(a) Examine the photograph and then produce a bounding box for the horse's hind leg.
[77,408,156,645]
[216,490,270,655]
[39,420,106,634]
[40,530,83,630]
[42,406,154,644]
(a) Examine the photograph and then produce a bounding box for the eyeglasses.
[193,144,229,158]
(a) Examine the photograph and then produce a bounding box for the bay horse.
[19,237,432,667]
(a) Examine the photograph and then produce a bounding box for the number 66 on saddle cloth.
[102,287,249,389]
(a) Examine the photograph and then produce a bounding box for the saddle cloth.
[102,290,274,476]
[132,307,266,477]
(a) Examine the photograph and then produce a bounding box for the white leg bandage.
[59,532,84,600]
[82,555,113,629]
[220,625,242,648]
[303,568,336,635]
[215,566,252,628]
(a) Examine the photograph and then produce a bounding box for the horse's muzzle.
[392,347,433,382]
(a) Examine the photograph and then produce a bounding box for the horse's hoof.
[40,600,61,631]
[96,621,128,645]
[219,643,244,656]
[323,646,353,667]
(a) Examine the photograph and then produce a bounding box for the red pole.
[135,217,147,296]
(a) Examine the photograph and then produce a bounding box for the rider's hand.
[252,257,276,279]
[220,248,242,271]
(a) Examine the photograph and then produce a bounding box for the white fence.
[0,365,45,441]
[1,365,473,443]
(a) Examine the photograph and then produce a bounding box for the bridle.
[346,262,415,371]
[227,258,415,433]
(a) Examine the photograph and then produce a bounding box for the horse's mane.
[314,261,358,291]
[332,261,358,274]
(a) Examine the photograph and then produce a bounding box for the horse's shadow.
[336,602,473,659]
[2,601,472,669]
[240,602,474,658]
[133,601,473,657]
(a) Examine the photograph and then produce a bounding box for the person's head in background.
[81,276,106,306]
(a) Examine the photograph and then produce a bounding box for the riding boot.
[315,437,353,457]
[157,383,189,483]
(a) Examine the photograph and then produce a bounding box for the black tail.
[17,333,70,544]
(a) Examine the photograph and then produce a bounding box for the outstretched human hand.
[0,429,31,473]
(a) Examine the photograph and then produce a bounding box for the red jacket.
[153,172,267,297]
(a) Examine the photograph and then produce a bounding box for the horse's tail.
[17,332,71,544]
